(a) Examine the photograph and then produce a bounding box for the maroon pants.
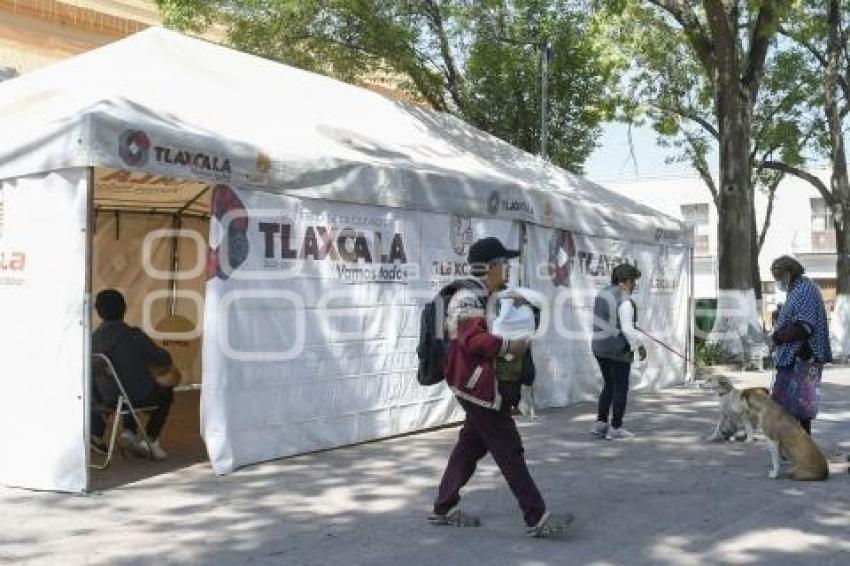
[433,398,546,527]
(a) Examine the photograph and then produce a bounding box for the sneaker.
[606,427,635,440]
[591,422,608,437]
[90,435,108,456]
[119,429,141,453]
[136,438,168,460]
[428,505,481,527]
[526,511,575,538]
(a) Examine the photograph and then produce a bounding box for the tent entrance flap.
[0,169,89,493]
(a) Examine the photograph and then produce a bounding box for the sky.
[584,121,716,182]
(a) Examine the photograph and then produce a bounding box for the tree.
[602,0,796,357]
[155,0,622,173]
[758,0,850,357]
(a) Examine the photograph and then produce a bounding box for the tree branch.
[646,0,716,75]
[704,0,735,74]
[654,101,720,139]
[759,160,833,204]
[779,25,850,104]
[742,2,785,100]
[757,174,782,252]
[421,0,466,113]
[684,131,719,207]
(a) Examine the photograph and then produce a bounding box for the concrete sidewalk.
[2,369,849,566]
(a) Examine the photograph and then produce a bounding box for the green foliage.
[154,0,623,173]
[694,339,729,367]
[597,1,803,199]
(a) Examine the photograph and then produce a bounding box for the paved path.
[2,369,849,565]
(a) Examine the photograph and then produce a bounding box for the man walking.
[428,237,573,538]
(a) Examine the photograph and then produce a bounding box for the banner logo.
[118,130,151,166]
[256,152,272,173]
[549,229,576,287]
[450,214,473,257]
[208,185,250,280]
[650,246,676,293]
[486,190,535,216]
[487,191,501,215]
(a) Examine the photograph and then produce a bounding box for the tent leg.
[83,167,95,492]
[686,237,696,384]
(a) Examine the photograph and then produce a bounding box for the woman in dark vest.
[590,264,646,440]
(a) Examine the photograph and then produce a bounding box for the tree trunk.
[750,197,762,303]
[708,76,762,359]
[827,0,850,358]
[716,88,754,292]
[831,209,850,359]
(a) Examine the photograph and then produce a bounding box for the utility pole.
[541,40,552,160]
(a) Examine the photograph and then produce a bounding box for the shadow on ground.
[2,370,849,565]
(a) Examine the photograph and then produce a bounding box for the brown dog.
[740,388,828,481]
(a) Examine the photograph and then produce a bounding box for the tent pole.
[169,213,182,316]
[179,185,210,215]
[83,166,95,493]
[686,229,696,384]
[519,222,528,286]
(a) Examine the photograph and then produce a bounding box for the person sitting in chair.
[91,289,175,460]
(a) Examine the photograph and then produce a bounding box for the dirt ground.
[1,369,848,565]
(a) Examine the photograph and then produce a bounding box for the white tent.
[0,28,693,493]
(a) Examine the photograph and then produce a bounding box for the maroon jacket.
[445,316,507,410]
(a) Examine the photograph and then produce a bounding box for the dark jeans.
[595,356,631,429]
[91,384,174,441]
[433,398,546,527]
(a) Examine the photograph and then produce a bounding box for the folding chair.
[90,353,159,470]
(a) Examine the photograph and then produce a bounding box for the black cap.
[468,237,520,264]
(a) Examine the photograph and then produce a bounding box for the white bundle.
[491,287,544,340]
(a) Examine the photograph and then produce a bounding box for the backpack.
[416,279,484,386]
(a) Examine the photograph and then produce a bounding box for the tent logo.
[487,191,501,215]
[450,214,473,256]
[118,130,151,167]
[549,229,576,287]
[208,185,250,280]
[256,152,272,173]
[486,190,535,216]
[650,246,675,293]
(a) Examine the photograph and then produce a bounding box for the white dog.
[700,374,767,443]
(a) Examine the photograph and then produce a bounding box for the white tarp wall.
[0,168,89,492]
[526,226,690,407]
[202,185,519,474]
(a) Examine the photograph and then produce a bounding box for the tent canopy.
[0,27,687,245]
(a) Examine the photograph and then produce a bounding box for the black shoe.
[427,506,481,527]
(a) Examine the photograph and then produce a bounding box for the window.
[681,203,710,225]
[811,198,836,252]
[811,198,833,231]
[681,203,711,256]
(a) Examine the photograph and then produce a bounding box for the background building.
[601,168,837,325]
[0,0,165,77]
[0,0,417,105]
